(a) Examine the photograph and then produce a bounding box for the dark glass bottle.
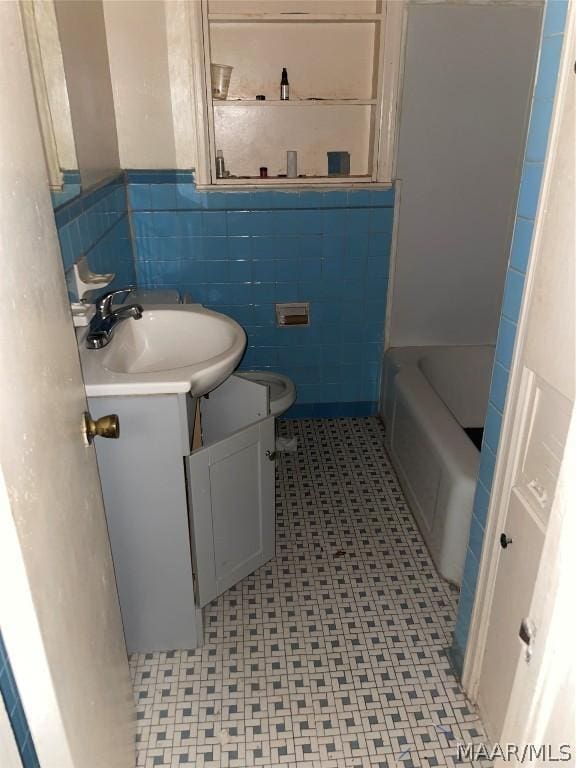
[280,68,289,101]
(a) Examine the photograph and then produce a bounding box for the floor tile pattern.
[130,418,490,767]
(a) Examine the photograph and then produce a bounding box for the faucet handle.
[96,287,135,317]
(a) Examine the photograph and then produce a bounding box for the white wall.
[103,0,176,169]
[55,0,120,189]
[388,3,542,348]
[102,0,197,170]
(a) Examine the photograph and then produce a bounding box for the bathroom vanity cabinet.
[89,375,275,652]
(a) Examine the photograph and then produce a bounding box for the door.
[187,376,276,606]
[0,4,134,768]
[498,410,576,765]
[479,377,571,736]
[475,12,574,744]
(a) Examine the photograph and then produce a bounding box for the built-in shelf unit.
[192,0,405,188]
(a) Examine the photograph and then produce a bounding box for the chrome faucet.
[86,287,143,349]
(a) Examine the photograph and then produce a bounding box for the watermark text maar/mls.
[457,743,573,762]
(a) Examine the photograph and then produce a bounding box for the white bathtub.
[381,345,495,585]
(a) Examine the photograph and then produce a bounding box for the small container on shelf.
[280,68,290,101]
[327,151,351,176]
[216,149,226,178]
[211,63,233,100]
[286,151,297,178]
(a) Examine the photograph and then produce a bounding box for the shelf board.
[213,99,376,107]
[213,175,374,187]
[208,13,383,23]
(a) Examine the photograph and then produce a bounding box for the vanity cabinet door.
[186,414,275,607]
[199,374,269,444]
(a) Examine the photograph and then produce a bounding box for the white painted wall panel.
[388,4,542,347]
[103,0,178,169]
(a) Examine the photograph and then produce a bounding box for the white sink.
[79,304,246,397]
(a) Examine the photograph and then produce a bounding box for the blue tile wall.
[451,0,568,676]
[54,174,136,301]
[0,632,40,767]
[127,171,395,416]
[50,170,81,208]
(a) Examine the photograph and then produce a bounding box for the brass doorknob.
[83,412,120,443]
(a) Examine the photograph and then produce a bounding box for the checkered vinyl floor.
[130,418,490,767]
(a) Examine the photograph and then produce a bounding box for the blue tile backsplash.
[50,170,81,208]
[451,0,568,676]
[127,173,395,416]
[54,173,136,302]
[0,631,40,767]
[52,170,393,416]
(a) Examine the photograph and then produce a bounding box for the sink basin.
[79,304,246,397]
